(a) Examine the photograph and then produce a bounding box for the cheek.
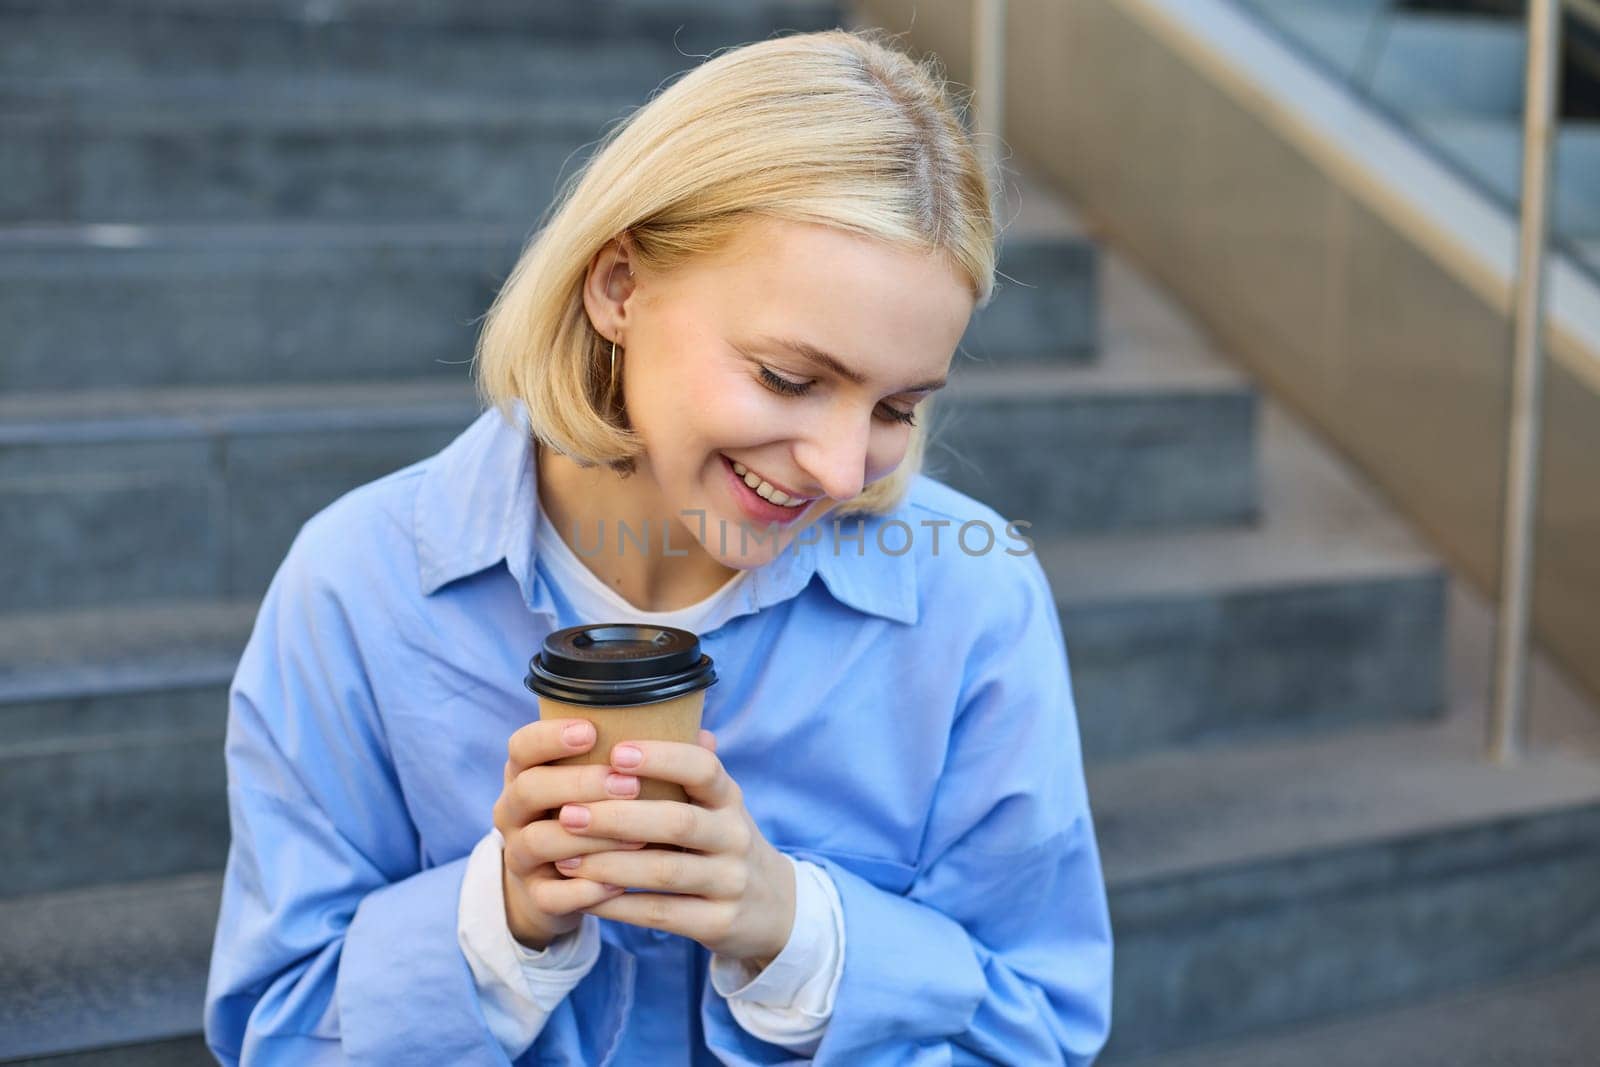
[636,369,769,482]
[864,429,912,484]
[628,350,722,436]
[683,366,782,440]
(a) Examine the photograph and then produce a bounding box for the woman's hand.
[556,729,797,969]
[494,718,653,950]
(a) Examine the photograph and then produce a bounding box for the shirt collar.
[807,516,920,625]
[413,403,919,626]
[414,403,542,610]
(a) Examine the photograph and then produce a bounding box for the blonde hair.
[473,27,997,516]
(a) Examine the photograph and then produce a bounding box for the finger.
[496,762,641,831]
[505,820,647,878]
[698,729,717,753]
[581,889,729,941]
[606,740,737,809]
[533,875,629,919]
[554,847,734,898]
[558,798,739,854]
[507,718,597,775]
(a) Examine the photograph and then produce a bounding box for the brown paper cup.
[526,624,717,862]
[536,689,706,805]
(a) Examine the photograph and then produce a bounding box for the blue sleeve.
[202,525,638,1065]
[700,552,1114,1064]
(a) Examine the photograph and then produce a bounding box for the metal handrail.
[1491,0,1564,763]
[972,0,1007,226]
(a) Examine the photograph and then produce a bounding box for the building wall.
[857,0,1600,708]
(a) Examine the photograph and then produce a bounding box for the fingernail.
[555,857,581,871]
[606,773,638,796]
[563,722,593,747]
[560,804,590,828]
[612,744,642,768]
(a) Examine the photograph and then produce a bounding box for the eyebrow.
[752,334,948,394]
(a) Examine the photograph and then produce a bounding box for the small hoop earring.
[609,337,620,398]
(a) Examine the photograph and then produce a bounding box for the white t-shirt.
[532,502,752,631]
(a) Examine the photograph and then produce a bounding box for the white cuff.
[708,855,845,1052]
[456,827,603,1059]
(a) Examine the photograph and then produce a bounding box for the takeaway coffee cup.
[525,624,717,805]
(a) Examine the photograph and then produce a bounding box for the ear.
[581,237,637,342]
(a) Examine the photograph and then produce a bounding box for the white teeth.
[728,457,808,507]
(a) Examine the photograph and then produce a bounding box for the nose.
[793,407,871,503]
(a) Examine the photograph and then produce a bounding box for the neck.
[534,439,740,612]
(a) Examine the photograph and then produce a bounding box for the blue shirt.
[203,403,1114,1065]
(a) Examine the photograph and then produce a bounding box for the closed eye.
[758,365,810,396]
[757,365,918,427]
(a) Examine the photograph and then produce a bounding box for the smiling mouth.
[721,455,815,508]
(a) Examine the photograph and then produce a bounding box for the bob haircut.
[473,26,998,518]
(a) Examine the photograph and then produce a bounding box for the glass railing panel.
[1231,0,1600,283]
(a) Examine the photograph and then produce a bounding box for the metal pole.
[1489,0,1563,763]
[972,0,1007,217]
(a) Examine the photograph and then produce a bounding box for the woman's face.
[584,215,975,569]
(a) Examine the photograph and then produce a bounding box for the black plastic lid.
[524,623,717,707]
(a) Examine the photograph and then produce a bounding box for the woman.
[204,27,1113,1065]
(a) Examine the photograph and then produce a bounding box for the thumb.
[698,728,717,753]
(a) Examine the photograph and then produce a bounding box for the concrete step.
[0,727,230,901]
[931,354,1258,536]
[1045,395,1445,762]
[1244,6,1525,118]
[1417,116,1600,239]
[0,379,479,613]
[3,1034,213,1066]
[0,347,1249,618]
[0,219,1098,391]
[966,183,1100,366]
[0,82,624,223]
[0,601,251,898]
[0,1,842,96]
[1118,960,1600,1067]
[3,77,1086,232]
[0,873,221,1062]
[0,222,519,389]
[1090,626,1600,1060]
[0,600,250,745]
[0,0,841,32]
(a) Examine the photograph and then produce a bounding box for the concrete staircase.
[1238,0,1600,273]
[2,1,1599,1063]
